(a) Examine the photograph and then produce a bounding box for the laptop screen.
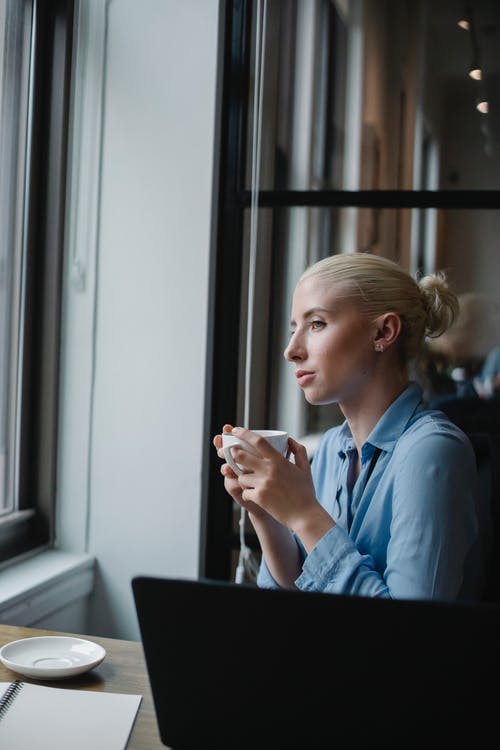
[132,575,500,749]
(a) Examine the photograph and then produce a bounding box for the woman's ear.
[373,312,402,352]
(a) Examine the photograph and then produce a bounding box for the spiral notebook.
[0,680,141,749]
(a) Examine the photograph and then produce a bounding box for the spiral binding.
[0,680,23,721]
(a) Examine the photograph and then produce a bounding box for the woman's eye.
[311,320,325,330]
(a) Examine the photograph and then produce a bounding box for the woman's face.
[284,276,378,406]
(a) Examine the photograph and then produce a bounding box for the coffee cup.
[222,429,289,476]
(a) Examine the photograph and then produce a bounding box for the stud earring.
[375,342,384,353]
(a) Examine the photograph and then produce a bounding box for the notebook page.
[0,682,142,750]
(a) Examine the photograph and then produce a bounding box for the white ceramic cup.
[222,429,289,476]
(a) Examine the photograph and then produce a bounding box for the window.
[201,0,500,581]
[0,0,74,565]
[0,0,32,515]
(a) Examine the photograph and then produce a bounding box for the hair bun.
[418,272,459,338]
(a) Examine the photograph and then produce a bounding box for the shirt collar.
[337,382,424,458]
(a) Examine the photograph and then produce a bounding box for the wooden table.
[0,623,165,749]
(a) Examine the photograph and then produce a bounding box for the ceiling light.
[476,100,489,114]
[469,66,482,80]
[458,18,470,30]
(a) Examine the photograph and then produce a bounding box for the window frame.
[0,0,74,565]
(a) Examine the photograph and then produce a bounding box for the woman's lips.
[296,370,315,386]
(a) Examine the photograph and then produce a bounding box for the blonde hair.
[300,253,458,361]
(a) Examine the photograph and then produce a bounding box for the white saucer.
[0,636,106,680]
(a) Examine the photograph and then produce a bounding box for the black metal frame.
[200,0,500,581]
[0,0,74,562]
[242,190,500,209]
[200,0,252,580]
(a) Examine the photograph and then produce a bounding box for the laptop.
[132,575,500,749]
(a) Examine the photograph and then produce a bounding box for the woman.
[214,253,484,601]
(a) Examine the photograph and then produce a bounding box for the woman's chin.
[303,391,337,407]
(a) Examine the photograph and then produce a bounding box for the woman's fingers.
[226,431,307,472]
[221,462,238,479]
[229,427,269,454]
[213,423,236,456]
[287,437,310,468]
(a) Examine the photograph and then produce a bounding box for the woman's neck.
[341,372,410,456]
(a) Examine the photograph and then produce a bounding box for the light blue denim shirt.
[257,382,484,601]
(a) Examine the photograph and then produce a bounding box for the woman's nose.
[284,332,304,362]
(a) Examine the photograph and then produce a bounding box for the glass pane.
[0,0,33,514]
[246,0,500,191]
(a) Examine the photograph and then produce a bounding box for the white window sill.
[0,549,95,626]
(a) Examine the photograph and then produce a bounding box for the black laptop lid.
[132,576,500,749]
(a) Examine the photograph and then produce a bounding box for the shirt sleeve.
[295,425,480,600]
[385,428,479,600]
[256,533,307,589]
[256,555,279,588]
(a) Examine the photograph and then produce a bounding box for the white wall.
[57,0,220,640]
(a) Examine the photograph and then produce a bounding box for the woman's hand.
[213,424,270,519]
[214,426,334,550]
[221,427,319,530]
